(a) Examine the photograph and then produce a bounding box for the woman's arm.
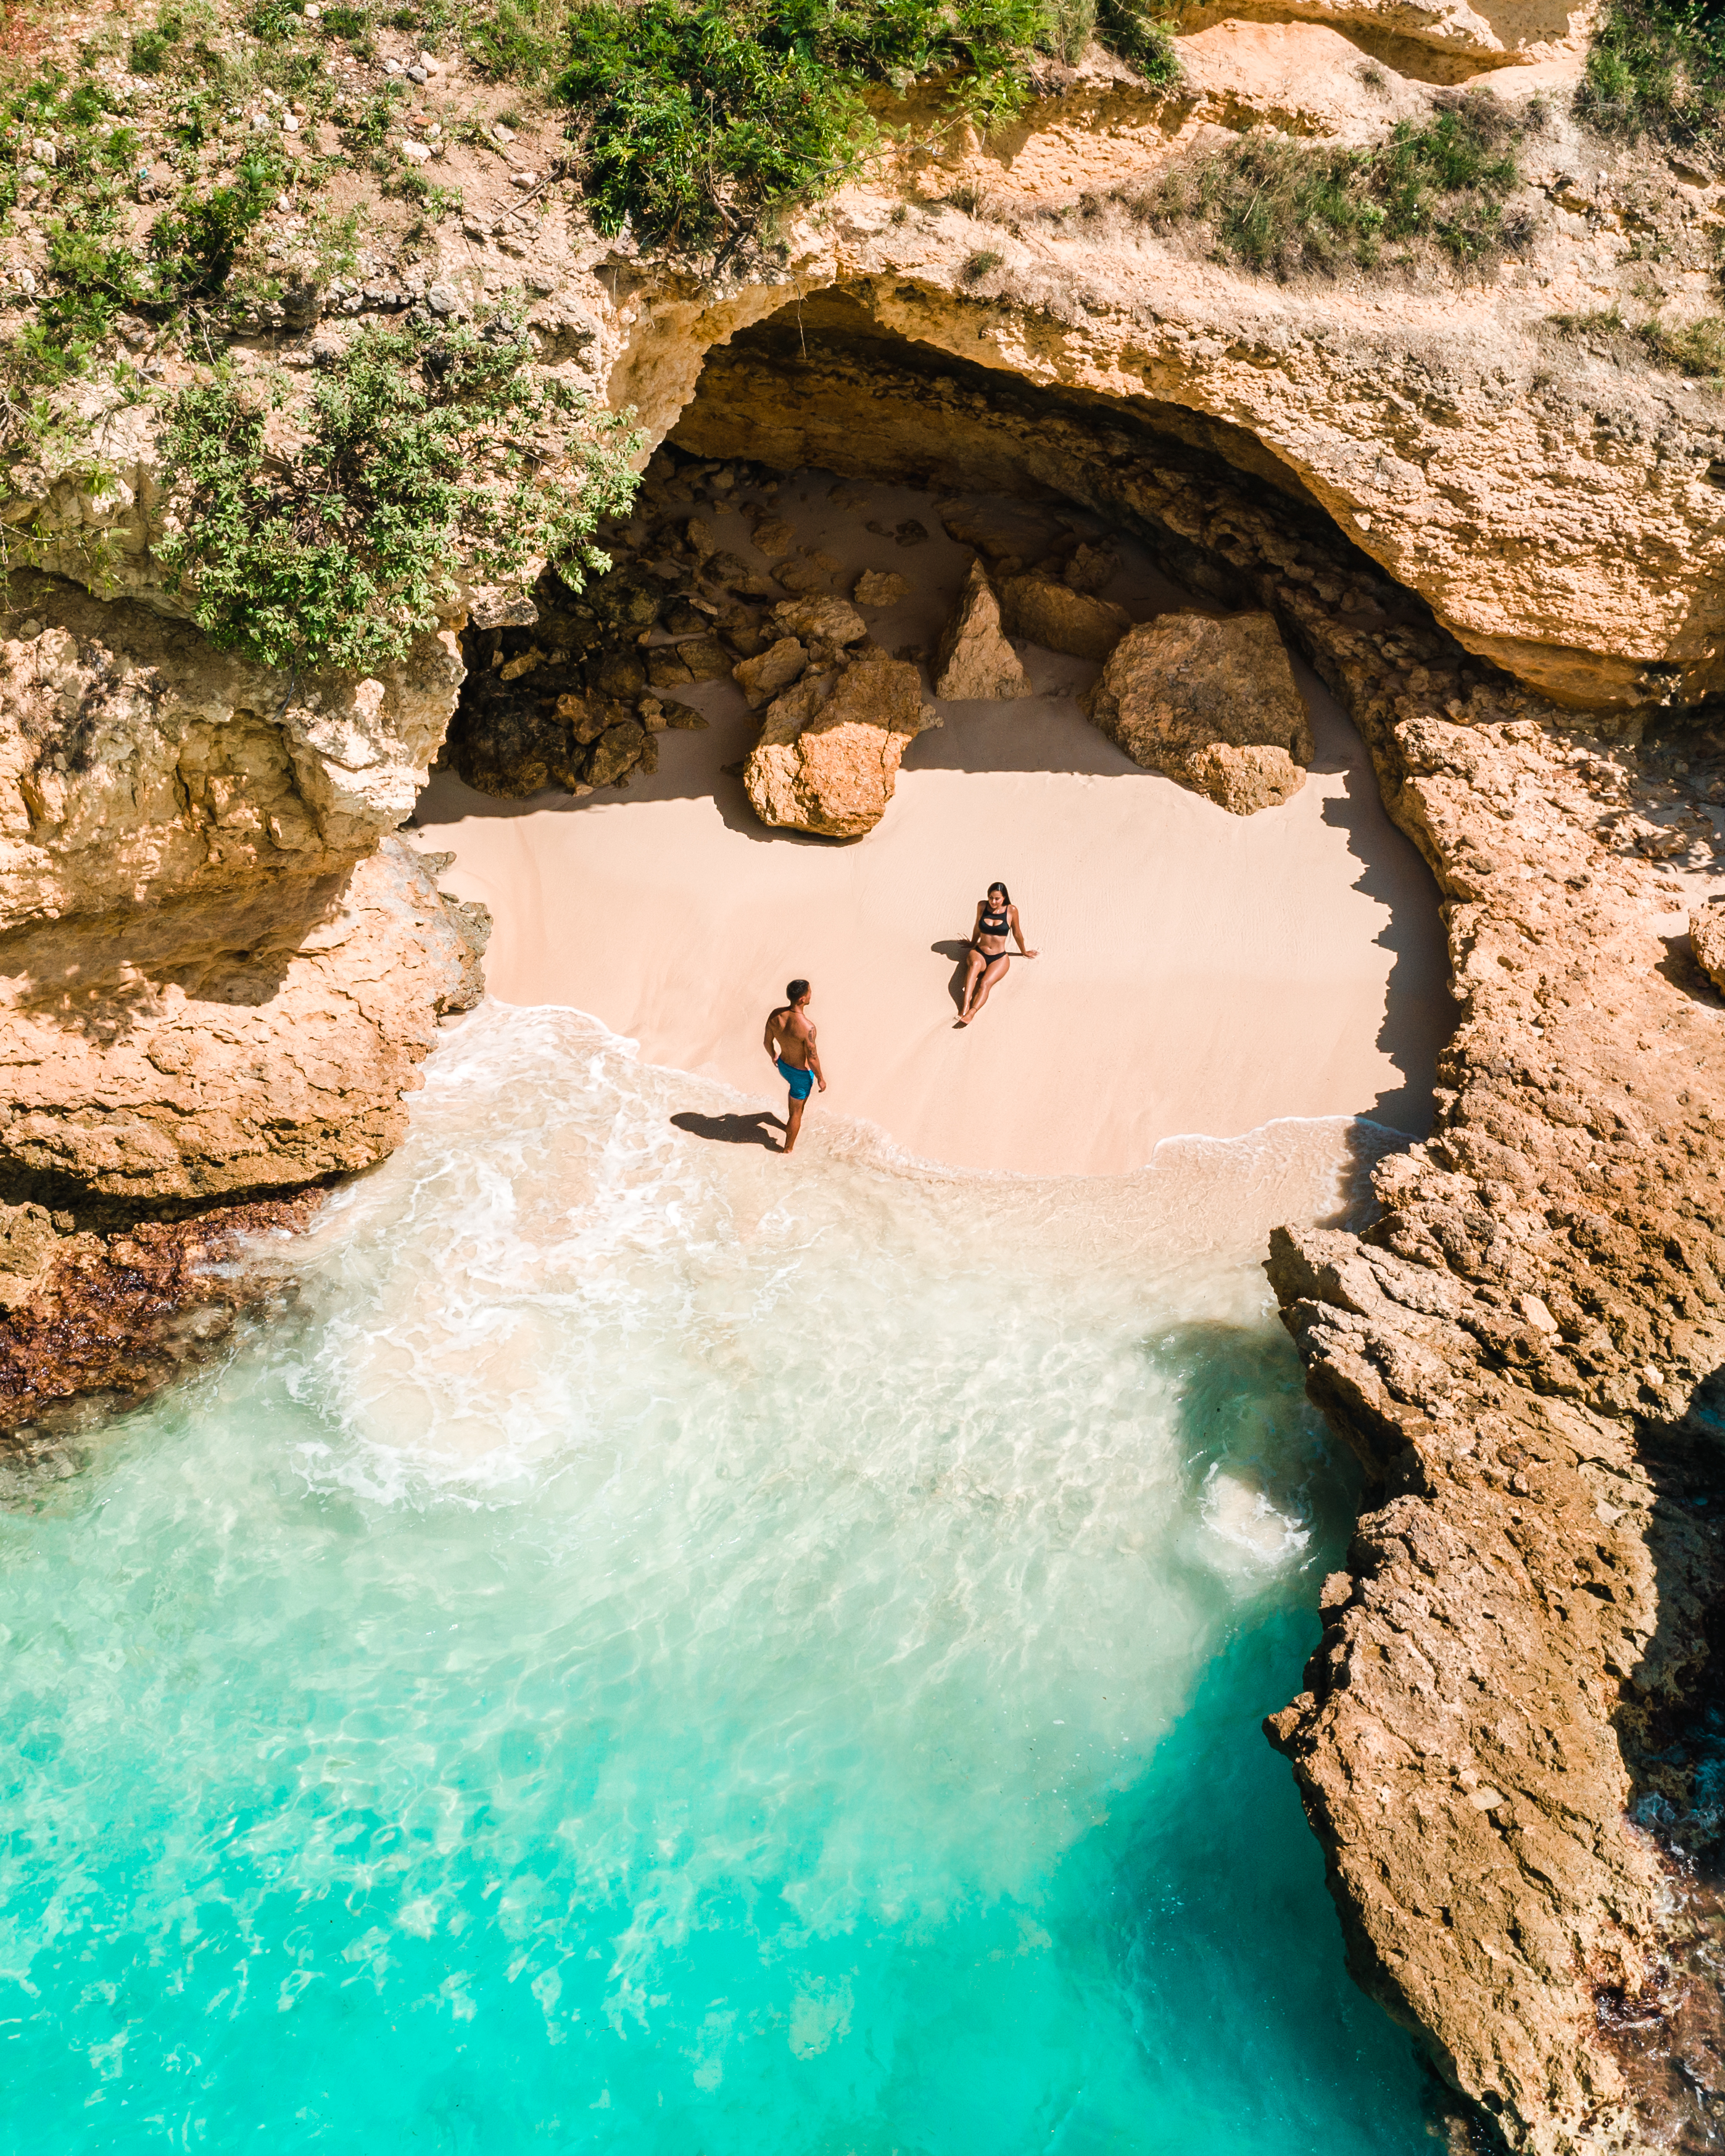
[1011,907,1038,959]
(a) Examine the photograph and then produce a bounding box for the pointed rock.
[932,557,1032,701]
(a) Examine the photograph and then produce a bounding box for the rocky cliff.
[2,0,1724,2144]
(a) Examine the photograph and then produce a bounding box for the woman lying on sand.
[959,882,1037,1026]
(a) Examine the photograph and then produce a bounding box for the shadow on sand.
[670,1109,785,1151]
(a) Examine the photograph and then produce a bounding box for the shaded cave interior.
[444,283,1466,830]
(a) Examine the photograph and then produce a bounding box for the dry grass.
[1119,96,1531,280]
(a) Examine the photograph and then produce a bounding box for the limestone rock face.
[0,572,461,925]
[0,1204,60,1311]
[1185,739,1306,814]
[994,575,1130,663]
[932,556,1031,701]
[745,657,938,837]
[1690,904,1725,993]
[0,837,489,1210]
[0,572,481,1212]
[1087,611,1315,814]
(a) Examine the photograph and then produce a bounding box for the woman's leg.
[959,948,986,1019]
[969,956,1011,1019]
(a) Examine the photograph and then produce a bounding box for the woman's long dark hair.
[988,881,1010,904]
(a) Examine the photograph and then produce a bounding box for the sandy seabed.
[416,469,1449,1179]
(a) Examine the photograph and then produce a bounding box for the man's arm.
[763,1010,782,1062]
[807,1022,827,1092]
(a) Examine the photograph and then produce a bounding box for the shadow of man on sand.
[671,1110,785,1151]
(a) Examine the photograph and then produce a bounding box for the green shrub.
[1648,313,1725,373]
[148,151,283,304]
[1578,0,1725,149]
[557,0,864,254]
[1132,99,1523,276]
[130,17,185,74]
[157,318,643,676]
[1096,0,1180,85]
[554,0,1185,257]
[1547,304,1725,379]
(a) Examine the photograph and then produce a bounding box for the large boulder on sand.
[1086,610,1315,816]
[745,658,939,838]
[999,575,1131,662]
[933,557,1031,700]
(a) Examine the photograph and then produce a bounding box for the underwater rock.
[1087,612,1313,815]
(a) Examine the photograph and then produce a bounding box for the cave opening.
[421,286,1454,1169]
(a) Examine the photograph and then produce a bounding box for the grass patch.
[1578,0,1725,152]
[553,0,1181,258]
[1549,303,1725,378]
[1127,97,1524,276]
[155,315,642,675]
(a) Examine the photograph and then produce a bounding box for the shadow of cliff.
[0,871,353,1042]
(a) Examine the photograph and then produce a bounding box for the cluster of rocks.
[926,500,1317,817]
[449,445,1322,832]
[737,595,937,838]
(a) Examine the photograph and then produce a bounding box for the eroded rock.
[1690,902,1725,992]
[735,636,808,709]
[0,836,487,1210]
[853,570,909,609]
[1087,611,1315,814]
[999,575,1131,663]
[932,556,1030,701]
[744,656,938,837]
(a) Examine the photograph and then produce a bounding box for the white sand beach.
[415,473,1449,1178]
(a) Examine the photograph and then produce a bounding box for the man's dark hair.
[787,978,810,1002]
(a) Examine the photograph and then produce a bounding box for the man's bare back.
[765,1004,814,1068]
[763,980,825,1155]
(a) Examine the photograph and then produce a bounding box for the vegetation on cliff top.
[555,0,1180,255]
[1126,97,1526,278]
[156,315,640,674]
[1578,0,1725,151]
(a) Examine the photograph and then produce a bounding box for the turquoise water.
[1,1008,1433,2154]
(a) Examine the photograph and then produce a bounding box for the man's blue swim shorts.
[777,1057,815,1102]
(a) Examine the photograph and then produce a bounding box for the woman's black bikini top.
[978,903,1010,939]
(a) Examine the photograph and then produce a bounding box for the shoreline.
[416,475,1450,1181]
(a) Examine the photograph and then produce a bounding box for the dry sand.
[415,471,1449,1178]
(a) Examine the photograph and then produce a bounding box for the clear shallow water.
[1,1007,1433,2153]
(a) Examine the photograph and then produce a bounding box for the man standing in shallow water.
[763,980,826,1155]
